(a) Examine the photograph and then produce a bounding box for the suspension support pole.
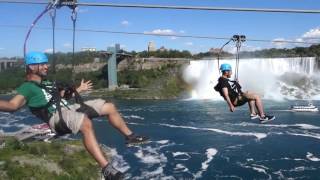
[106,44,120,90]
[232,35,246,80]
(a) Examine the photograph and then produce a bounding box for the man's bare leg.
[80,117,108,168]
[100,103,132,136]
[248,100,257,115]
[253,95,265,117]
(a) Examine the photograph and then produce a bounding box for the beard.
[38,71,48,77]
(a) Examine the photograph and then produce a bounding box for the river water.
[1,99,319,179]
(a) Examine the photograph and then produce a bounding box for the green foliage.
[137,49,193,58]
[4,137,24,150]
[193,51,233,59]
[0,67,25,93]
[0,138,100,180]
[118,66,168,88]
[161,73,187,97]
[46,51,102,65]
[240,44,320,58]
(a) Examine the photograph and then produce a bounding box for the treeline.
[0,63,181,93]
[193,51,233,59]
[46,51,102,65]
[134,49,193,58]
[240,44,320,58]
[2,44,320,63]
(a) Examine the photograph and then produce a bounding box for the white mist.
[182,57,319,100]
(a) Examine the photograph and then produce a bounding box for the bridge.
[0,59,18,72]
[104,45,194,89]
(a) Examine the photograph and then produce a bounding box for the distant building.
[94,57,100,63]
[148,41,156,52]
[159,46,167,52]
[81,47,96,52]
[209,48,220,54]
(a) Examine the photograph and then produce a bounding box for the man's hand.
[229,105,235,112]
[76,79,93,93]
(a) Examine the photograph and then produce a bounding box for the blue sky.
[1,0,320,57]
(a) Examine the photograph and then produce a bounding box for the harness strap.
[28,81,72,135]
[229,80,243,95]
[29,80,102,135]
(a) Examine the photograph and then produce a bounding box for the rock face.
[56,62,106,73]
[118,58,190,71]
[55,58,190,73]
[0,137,110,180]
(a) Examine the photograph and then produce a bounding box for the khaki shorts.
[233,91,256,107]
[49,98,106,134]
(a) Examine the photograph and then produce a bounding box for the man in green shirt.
[0,51,148,180]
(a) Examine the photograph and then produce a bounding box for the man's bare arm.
[222,88,235,112]
[0,95,26,112]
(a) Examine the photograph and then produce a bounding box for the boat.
[291,103,319,112]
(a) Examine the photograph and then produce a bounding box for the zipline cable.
[217,35,246,80]
[23,3,53,57]
[3,24,317,45]
[217,38,233,73]
[1,0,320,14]
[49,7,57,74]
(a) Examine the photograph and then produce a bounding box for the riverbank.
[0,137,110,179]
[0,63,191,99]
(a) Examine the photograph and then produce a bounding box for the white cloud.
[121,20,129,26]
[179,30,185,34]
[185,42,193,46]
[144,29,176,35]
[272,38,288,48]
[44,48,53,53]
[302,27,320,39]
[298,27,320,45]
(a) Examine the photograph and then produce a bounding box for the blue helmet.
[220,63,232,72]
[25,51,48,65]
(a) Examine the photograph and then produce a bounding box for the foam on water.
[158,123,267,140]
[134,149,167,164]
[123,115,145,120]
[238,163,271,179]
[136,167,175,180]
[236,122,320,130]
[156,140,169,144]
[287,132,320,140]
[172,152,191,160]
[194,148,218,178]
[174,164,189,172]
[306,152,320,162]
[100,145,130,172]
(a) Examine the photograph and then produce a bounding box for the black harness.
[229,80,243,95]
[214,78,247,106]
[29,81,99,135]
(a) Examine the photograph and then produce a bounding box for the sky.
[0,0,320,57]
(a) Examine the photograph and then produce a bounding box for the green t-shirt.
[17,81,51,107]
[16,81,58,113]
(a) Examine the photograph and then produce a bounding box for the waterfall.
[182,57,320,100]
